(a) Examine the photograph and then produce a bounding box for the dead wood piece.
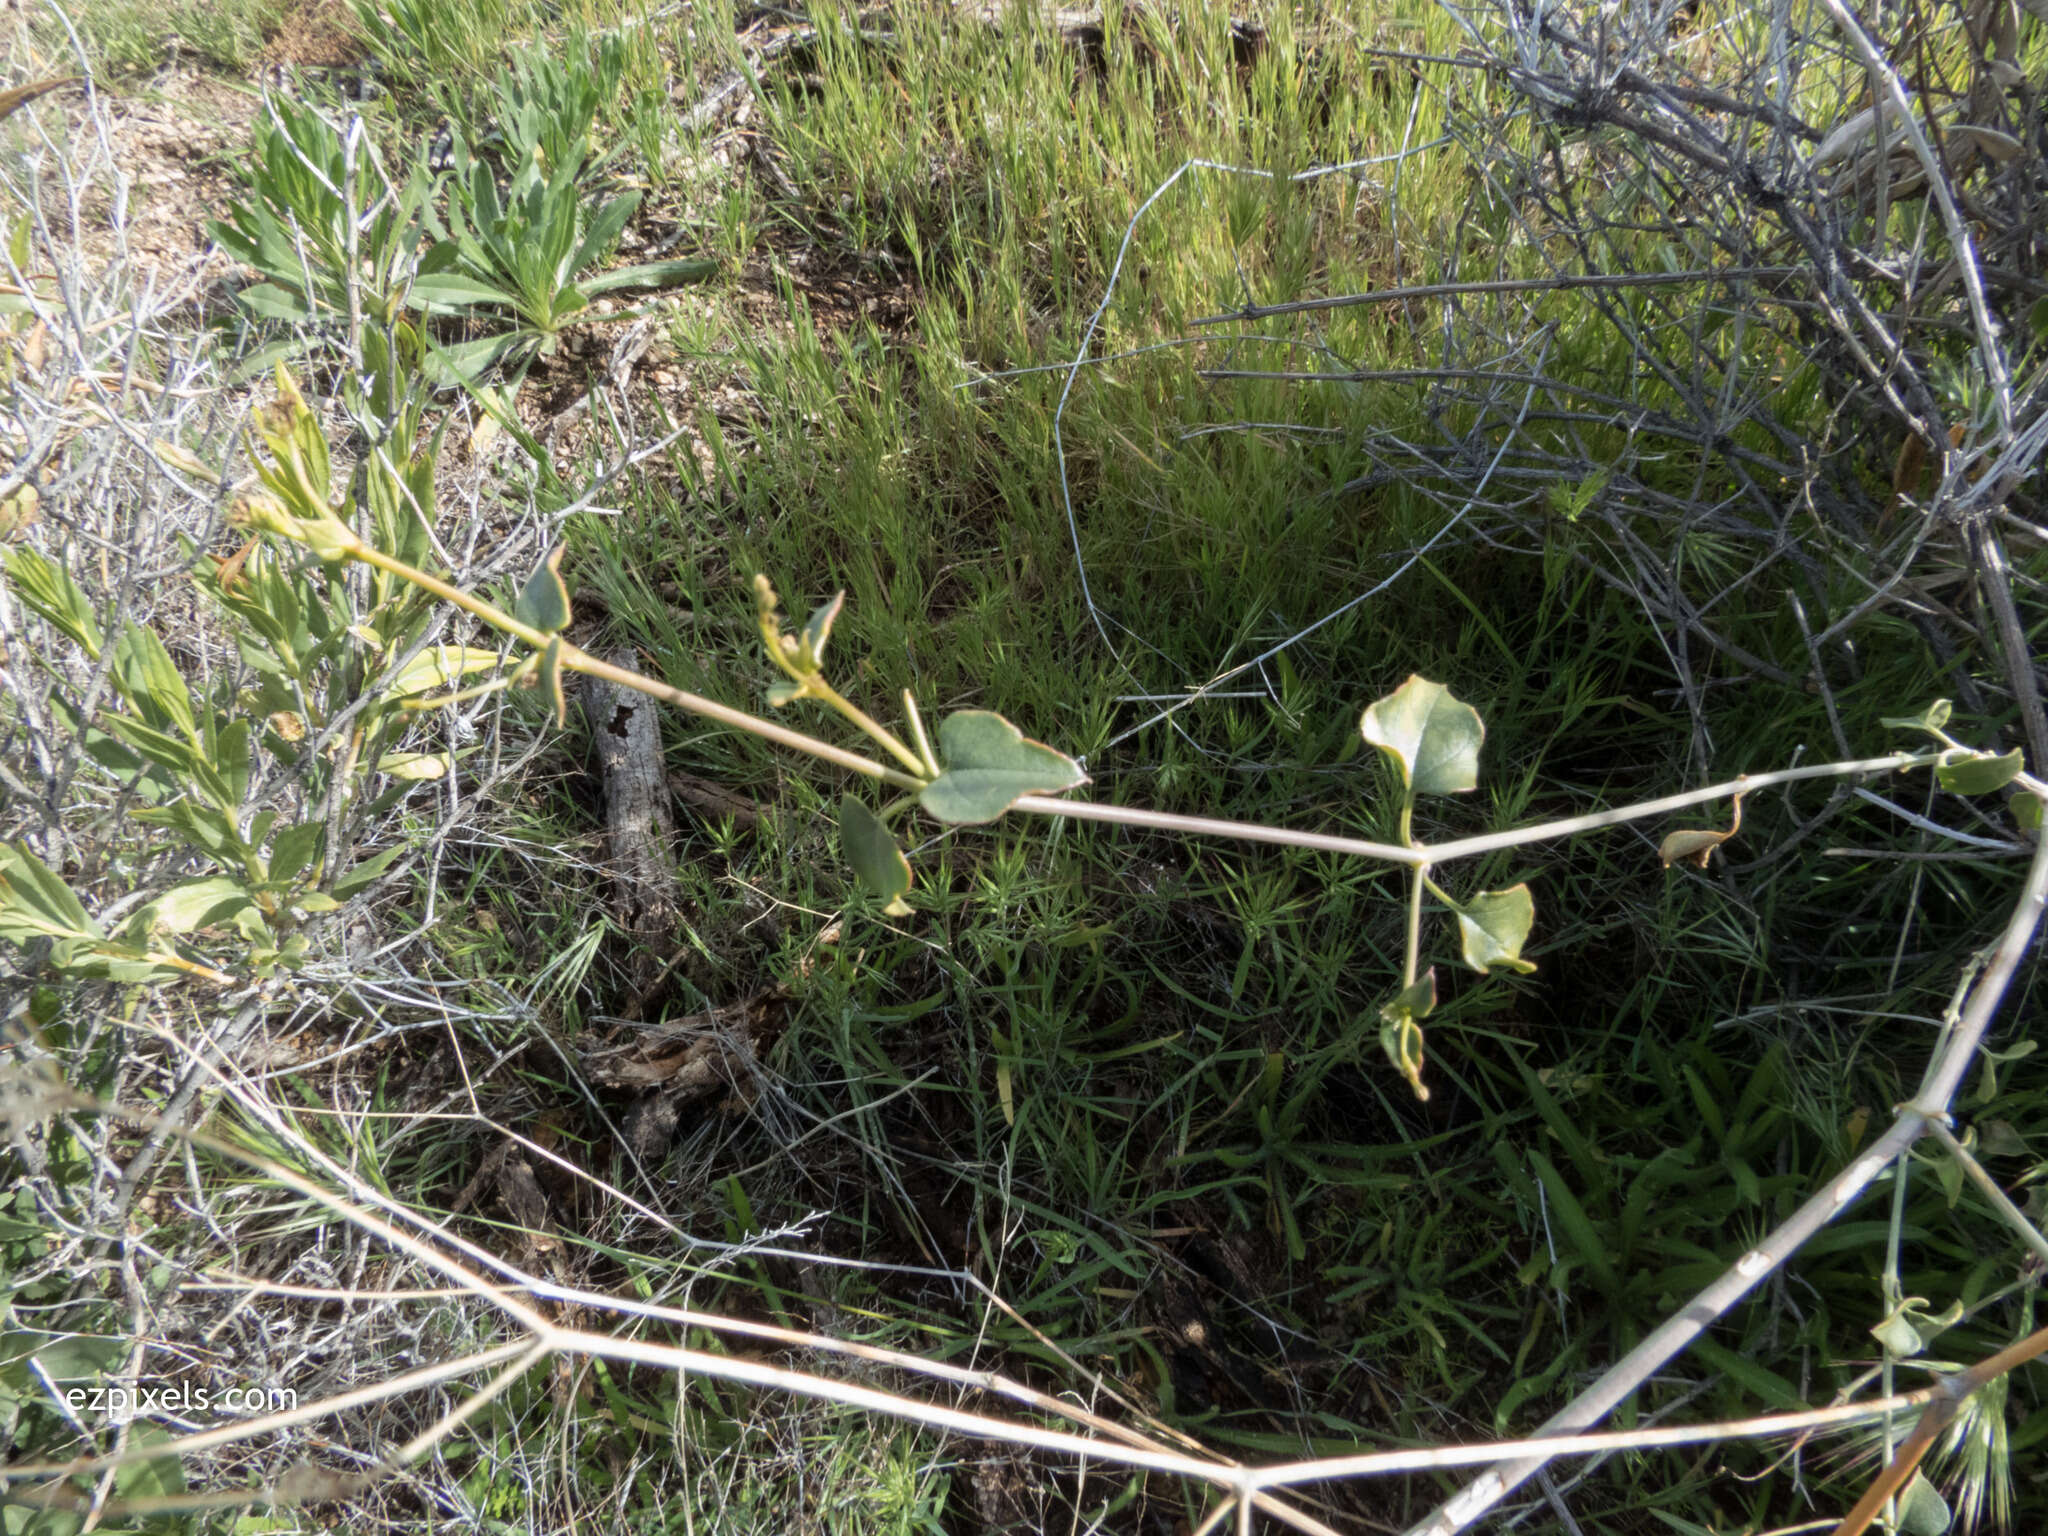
[582,992,785,1092]
[586,992,787,1161]
[668,770,762,828]
[581,654,681,965]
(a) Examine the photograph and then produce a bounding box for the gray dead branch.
[579,652,681,989]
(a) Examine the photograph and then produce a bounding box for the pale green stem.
[1007,752,1945,866]
[1405,865,1426,988]
[348,536,1962,864]
[801,674,930,779]
[348,543,924,791]
[903,689,941,779]
[1924,1117,2048,1268]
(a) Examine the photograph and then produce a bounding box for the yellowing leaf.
[388,645,503,698]
[1659,793,1744,868]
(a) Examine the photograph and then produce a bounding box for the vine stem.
[1008,752,1941,865]
[347,543,925,792]
[1405,806,2048,1536]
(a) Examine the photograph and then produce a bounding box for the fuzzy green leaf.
[410,272,524,312]
[388,644,504,699]
[920,711,1088,824]
[0,841,104,944]
[112,624,198,741]
[0,546,103,658]
[839,796,913,916]
[267,821,326,885]
[582,257,720,297]
[512,546,572,635]
[1937,748,2024,796]
[330,842,406,899]
[1454,884,1537,974]
[134,877,255,936]
[1359,675,1484,797]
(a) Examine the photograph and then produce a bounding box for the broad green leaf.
[410,272,524,311]
[2013,791,2042,833]
[214,716,252,806]
[583,257,720,297]
[268,821,325,885]
[136,877,254,935]
[567,190,640,279]
[765,680,803,707]
[114,1420,186,1502]
[330,842,406,899]
[1359,675,1484,797]
[839,796,913,916]
[512,546,572,635]
[1899,1472,1952,1536]
[920,710,1088,824]
[1453,884,1537,974]
[111,624,197,741]
[1881,698,1952,735]
[387,644,503,698]
[101,710,202,779]
[1937,748,2023,795]
[0,842,105,944]
[422,330,535,385]
[1871,1299,1928,1358]
[1,546,103,658]
[235,281,315,322]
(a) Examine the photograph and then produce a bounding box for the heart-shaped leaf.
[1454,884,1537,974]
[2012,791,2042,834]
[920,711,1087,824]
[513,546,572,635]
[1937,747,2023,796]
[839,796,913,916]
[0,841,105,944]
[1898,1472,1952,1536]
[1360,676,1484,797]
[1377,968,1437,1103]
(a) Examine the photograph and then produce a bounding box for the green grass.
[48,0,297,75]
[375,0,2046,1524]
[11,0,2048,1531]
